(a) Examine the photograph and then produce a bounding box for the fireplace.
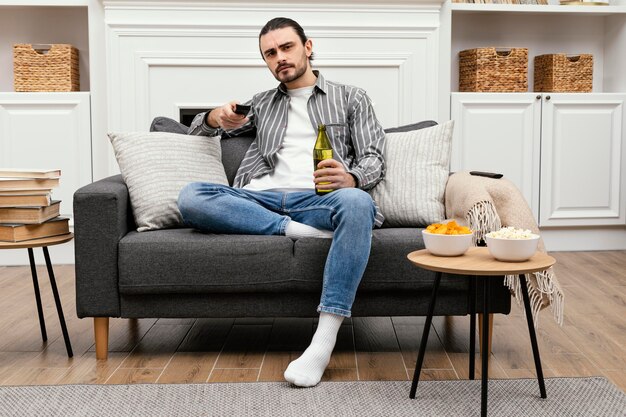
[179,108,212,127]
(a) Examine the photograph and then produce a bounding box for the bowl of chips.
[422,221,473,257]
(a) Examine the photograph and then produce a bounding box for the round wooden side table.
[407,247,556,417]
[0,233,74,357]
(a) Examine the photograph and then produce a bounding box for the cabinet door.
[451,93,541,218]
[540,94,626,226]
[0,92,92,221]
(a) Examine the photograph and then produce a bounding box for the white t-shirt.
[244,86,316,191]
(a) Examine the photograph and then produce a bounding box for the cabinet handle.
[546,95,551,100]
[536,95,541,100]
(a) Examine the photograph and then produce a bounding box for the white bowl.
[422,230,473,257]
[485,235,540,262]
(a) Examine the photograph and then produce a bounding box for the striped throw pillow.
[369,120,454,227]
[108,132,228,232]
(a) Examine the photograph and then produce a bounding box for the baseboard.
[541,227,626,252]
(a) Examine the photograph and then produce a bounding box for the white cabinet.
[540,94,626,226]
[0,92,92,221]
[450,93,541,217]
[451,92,626,227]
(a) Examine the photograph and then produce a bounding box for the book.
[0,193,52,208]
[0,200,60,224]
[0,217,69,242]
[0,189,50,196]
[0,168,61,179]
[0,177,59,191]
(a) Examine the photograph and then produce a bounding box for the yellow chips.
[426,221,472,235]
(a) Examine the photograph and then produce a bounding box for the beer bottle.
[313,124,333,195]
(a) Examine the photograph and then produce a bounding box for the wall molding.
[104,0,441,173]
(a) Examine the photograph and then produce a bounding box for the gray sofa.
[73,119,511,359]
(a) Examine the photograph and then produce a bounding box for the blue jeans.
[177,183,377,317]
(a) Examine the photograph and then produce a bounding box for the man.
[178,17,385,387]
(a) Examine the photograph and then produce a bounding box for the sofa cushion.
[369,121,454,227]
[118,229,298,294]
[294,228,468,292]
[150,116,188,135]
[109,131,229,232]
[118,228,467,294]
[220,136,254,186]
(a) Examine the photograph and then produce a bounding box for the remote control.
[470,171,503,179]
[234,104,251,116]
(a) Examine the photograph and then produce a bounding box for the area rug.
[1,377,624,416]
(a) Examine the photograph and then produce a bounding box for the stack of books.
[0,169,70,242]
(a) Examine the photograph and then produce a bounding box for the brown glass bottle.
[313,124,333,195]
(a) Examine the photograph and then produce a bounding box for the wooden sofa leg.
[94,317,109,360]
[477,313,493,357]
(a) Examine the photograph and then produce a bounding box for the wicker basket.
[13,44,80,92]
[459,47,528,92]
[534,54,593,93]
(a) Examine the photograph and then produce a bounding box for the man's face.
[260,27,312,85]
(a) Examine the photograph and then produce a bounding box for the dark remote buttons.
[234,104,251,116]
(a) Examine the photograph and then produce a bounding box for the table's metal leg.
[519,274,547,399]
[469,277,476,380]
[27,248,47,342]
[410,271,442,399]
[42,247,73,358]
[481,277,490,417]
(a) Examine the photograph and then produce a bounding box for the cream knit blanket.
[445,171,564,326]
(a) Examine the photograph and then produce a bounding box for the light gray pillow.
[108,131,228,232]
[369,120,454,227]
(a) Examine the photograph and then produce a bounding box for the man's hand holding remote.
[206,101,249,130]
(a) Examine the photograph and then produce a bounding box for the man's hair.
[259,17,314,61]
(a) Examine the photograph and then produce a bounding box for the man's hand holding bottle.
[314,159,356,191]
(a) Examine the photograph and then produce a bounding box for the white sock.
[285,220,333,239]
[284,312,344,387]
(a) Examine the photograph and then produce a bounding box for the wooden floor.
[0,251,624,392]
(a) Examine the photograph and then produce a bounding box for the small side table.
[407,247,556,417]
[0,233,74,357]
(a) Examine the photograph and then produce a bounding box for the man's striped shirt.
[188,71,386,226]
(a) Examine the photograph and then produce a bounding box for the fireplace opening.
[179,108,213,127]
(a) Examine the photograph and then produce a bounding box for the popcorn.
[486,227,537,240]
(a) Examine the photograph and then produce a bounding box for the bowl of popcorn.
[485,227,540,262]
[422,221,473,256]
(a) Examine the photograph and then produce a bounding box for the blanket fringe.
[466,201,564,328]
[466,201,501,246]
[504,271,564,328]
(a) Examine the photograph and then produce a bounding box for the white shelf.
[0,0,87,5]
[450,3,626,15]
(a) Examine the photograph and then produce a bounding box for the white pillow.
[108,131,228,232]
[369,121,454,227]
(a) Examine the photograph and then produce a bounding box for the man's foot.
[284,312,344,387]
[285,220,333,239]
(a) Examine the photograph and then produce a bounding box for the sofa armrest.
[73,174,134,318]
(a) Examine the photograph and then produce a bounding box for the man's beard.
[275,58,307,84]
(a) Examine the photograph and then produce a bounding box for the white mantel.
[99,0,448,174]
